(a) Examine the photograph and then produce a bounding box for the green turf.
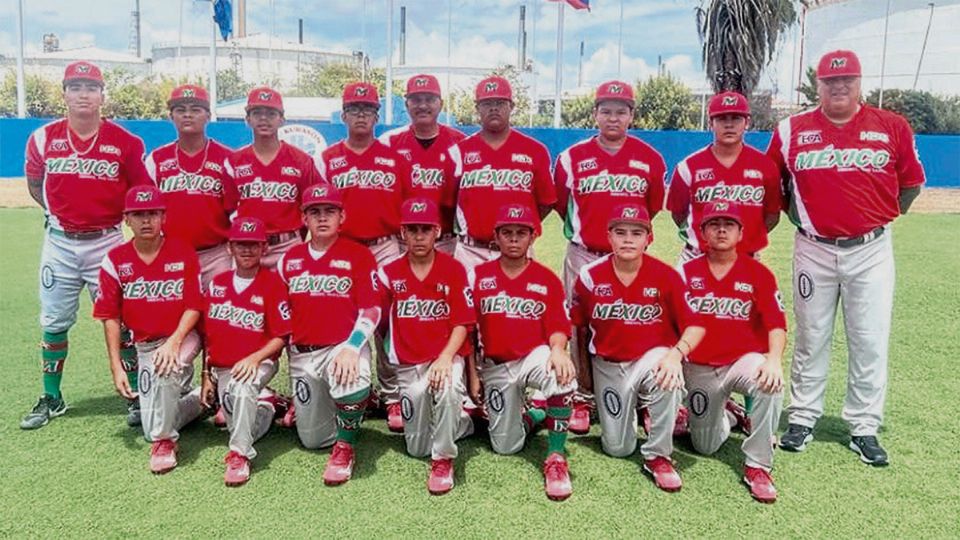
[1,208,957,538]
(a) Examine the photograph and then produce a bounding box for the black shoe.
[779,424,814,452]
[126,398,142,427]
[849,435,889,467]
[20,394,67,430]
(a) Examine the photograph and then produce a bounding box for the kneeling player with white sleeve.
[570,204,705,493]
[94,186,205,474]
[200,217,292,486]
[278,184,380,486]
[379,198,475,495]
[680,202,787,503]
[469,204,577,501]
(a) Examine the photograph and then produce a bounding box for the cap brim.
[246,105,283,112]
[301,201,343,210]
[817,72,861,79]
[168,98,210,110]
[700,215,742,227]
[608,219,651,230]
[63,77,103,86]
[124,205,166,213]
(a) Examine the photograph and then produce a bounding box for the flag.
[213,0,232,41]
[548,0,590,11]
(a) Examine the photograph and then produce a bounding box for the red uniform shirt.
[470,260,569,362]
[25,118,150,232]
[225,142,323,233]
[667,145,780,254]
[204,268,292,368]
[277,238,380,346]
[93,238,203,342]
[145,139,238,250]
[448,129,556,242]
[378,252,475,365]
[555,135,666,252]
[681,255,786,367]
[319,140,411,241]
[767,105,926,238]
[570,254,697,362]
[380,125,466,234]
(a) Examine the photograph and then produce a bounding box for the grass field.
[1,208,958,539]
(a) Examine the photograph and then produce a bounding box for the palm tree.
[696,0,814,95]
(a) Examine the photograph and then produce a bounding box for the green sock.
[523,407,546,433]
[546,395,572,456]
[119,328,138,393]
[335,387,370,445]
[40,331,68,400]
[744,394,754,415]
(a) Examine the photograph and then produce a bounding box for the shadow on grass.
[777,411,859,449]
[63,394,130,420]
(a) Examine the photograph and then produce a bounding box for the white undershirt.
[308,245,327,260]
[233,274,254,293]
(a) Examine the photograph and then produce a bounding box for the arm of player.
[666,164,691,229]
[200,349,216,409]
[466,345,483,405]
[25,131,47,209]
[231,336,287,384]
[102,319,136,399]
[332,306,381,386]
[755,328,787,394]
[547,332,575,387]
[428,325,468,392]
[153,309,201,377]
[654,325,706,391]
[574,325,593,394]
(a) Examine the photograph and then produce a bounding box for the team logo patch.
[330,157,348,170]
[414,77,429,87]
[695,169,715,181]
[577,158,598,172]
[164,262,184,272]
[797,131,822,145]
[602,388,622,418]
[722,96,739,106]
[181,88,196,98]
[595,284,613,297]
[99,145,120,156]
[743,169,763,179]
[159,159,177,172]
[294,378,311,404]
[330,259,352,271]
[734,282,753,293]
[478,277,497,290]
[374,157,395,167]
[465,152,481,165]
[278,301,291,320]
[204,162,223,173]
[136,192,153,202]
[240,221,256,233]
[250,294,264,306]
[118,263,134,278]
[397,149,412,160]
[139,369,152,396]
[829,57,847,69]
[621,207,639,219]
[463,287,474,308]
[222,392,235,415]
[689,277,704,290]
[76,64,91,74]
[508,207,524,219]
[392,280,407,292]
[628,160,650,172]
[484,81,498,92]
[487,387,505,413]
[50,139,68,152]
[797,271,814,301]
[859,131,889,143]
[209,284,226,298]
[643,287,659,298]
[355,86,368,96]
[511,153,532,164]
[436,283,449,294]
[281,166,301,176]
[526,283,547,295]
[400,395,414,422]
[234,164,254,177]
[410,202,427,213]
[689,389,709,417]
[40,265,55,290]
[259,91,273,101]
[606,84,624,94]
[285,259,303,272]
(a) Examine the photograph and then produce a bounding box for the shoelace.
[432,460,452,477]
[330,443,352,466]
[152,440,175,456]
[544,457,567,478]
[225,452,246,467]
[648,457,674,474]
[746,467,772,484]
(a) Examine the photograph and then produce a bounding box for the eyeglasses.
[344,107,379,118]
[477,99,510,110]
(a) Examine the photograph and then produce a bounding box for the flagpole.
[386,0,395,125]
[16,0,26,118]
[446,0,452,125]
[617,0,624,78]
[528,0,538,127]
[209,1,218,121]
[553,1,564,128]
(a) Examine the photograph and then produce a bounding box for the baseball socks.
[325,387,370,486]
[20,331,69,430]
[543,393,573,501]
[119,328,141,427]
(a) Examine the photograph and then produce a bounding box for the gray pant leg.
[479,357,527,455]
[137,332,203,442]
[215,360,278,459]
[399,360,472,460]
[289,348,338,449]
[684,362,733,456]
[563,244,599,400]
[725,354,782,471]
[376,337,400,404]
[524,344,578,397]
[592,357,641,458]
[634,347,681,460]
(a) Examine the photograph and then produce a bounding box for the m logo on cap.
[76,64,91,73]
[240,222,256,232]
[508,207,523,218]
[415,77,429,87]
[313,186,328,197]
[607,84,623,94]
[830,57,847,69]
[182,88,195,98]
[722,96,738,106]
[714,202,730,211]
[136,192,152,202]
[355,86,368,96]
[485,82,498,92]
[411,202,427,212]
[259,91,273,101]
[622,207,639,219]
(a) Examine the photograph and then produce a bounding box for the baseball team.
[19,48,924,503]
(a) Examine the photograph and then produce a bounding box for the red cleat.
[427,458,455,495]
[149,439,178,474]
[674,406,690,437]
[386,402,404,433]
[259,392,291,421]
[643,456,682,492]
[213,406,227,428]
[743,466,777,503]
[323,441,355,486]
[543,452,573,501]
[224,451,251,487]
[726,399,752,435]
[279,403,296,428]
[568,401,591,435]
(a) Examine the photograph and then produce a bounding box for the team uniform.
[471,259,575,455]
[667,145,780,263]
[379,124,465,254]
[225,142,322,268]
[570,254,693,459]
[146,139,237,286]
[93,238,205,444]
[680,255,786,471]
[378,252,474,460]
[448,130,556,270]
[767,103,925,440]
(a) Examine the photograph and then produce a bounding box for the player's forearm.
[575,326,590,363]
[899,186,922,214]
[439,326,468,359]
[345,307,381,352]
[168,310,201,347]
[27,176,45,209]
[248,337,287,365]
[767,328,787,360]
[671,210,687,229]
[548,331,568,352]
[764,212,780,232]
[102,319,124,369]
[675,325,706,356]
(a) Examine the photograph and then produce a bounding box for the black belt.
[290,344,329,353]
[799,226,885,248]
[48,226,119,241]
[572,242,608,258]
[266,230,301,246]
[359,235,398,247]
[459,235,499,251]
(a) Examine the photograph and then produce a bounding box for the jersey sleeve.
[183,250,204,312]
[569,275,590,327]
[647,152,667,217]
[761,156,782,215]
[123,136,151,187]
[533,144,557,208]
[756,265,788,332]
[396,153,414,200]
[553,152,572,219]
[666,162,691,215]
[144,151,159,184]
[353,248,381,310]
[543,273,571,338]
[893,117,926,189]
[447,262,476,328]
[24,130,45,179]
[92,254,123,321]
[666,267,700,331]
[766,126,789,181]
[442,144,462,207]
[265,275,293,339]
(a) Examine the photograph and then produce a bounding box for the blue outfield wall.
[1,118,958,186]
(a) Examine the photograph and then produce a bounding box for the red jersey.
[204,268,292,368]
[378,252,475,365]
[570,254,697,362]
[319,140,411,241]
[667,145,780,254]
[470,260,569,362]
[379,125,466,234]
[25,118,150,232]
[277,238,380,346]
[225,142,323,233]
[681,255,786,367]
[145,139,238,250]
[555,135,666,252]
[448,129,556,242]
[767,105,925,238]
[93,238,203,343]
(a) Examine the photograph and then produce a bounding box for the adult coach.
[554,80,667,434]
[768,50,925,465]
[448,76,556,271]
[21,61,150,430]
[146,84,236,288]
[380,74,466,254]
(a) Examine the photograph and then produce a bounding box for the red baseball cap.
[343,82,380,108]
[246,87,284,113]
[475,76,512,102]
[301,183,343,210]
[124,185,166,213]
[63,61,103,86]
[400,198,441,226]
[405,74,442,97]
[168,84,210,110]
[608,204,652,231]
[229,217,268,243]
[817,50,862,79]
[595,80,635,105]
[708,91,750,118]
[700,201,742,228]
[494,203,539,234]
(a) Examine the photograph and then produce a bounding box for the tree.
[295,61,402,99]
[0,70,66,118]
[796,66,818,108]
[634,75,699,130]
[443,64,534,126]
[696,0,804,95]
[560,94,596,129]
[864,89,959,134]
[217,69,252,102]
